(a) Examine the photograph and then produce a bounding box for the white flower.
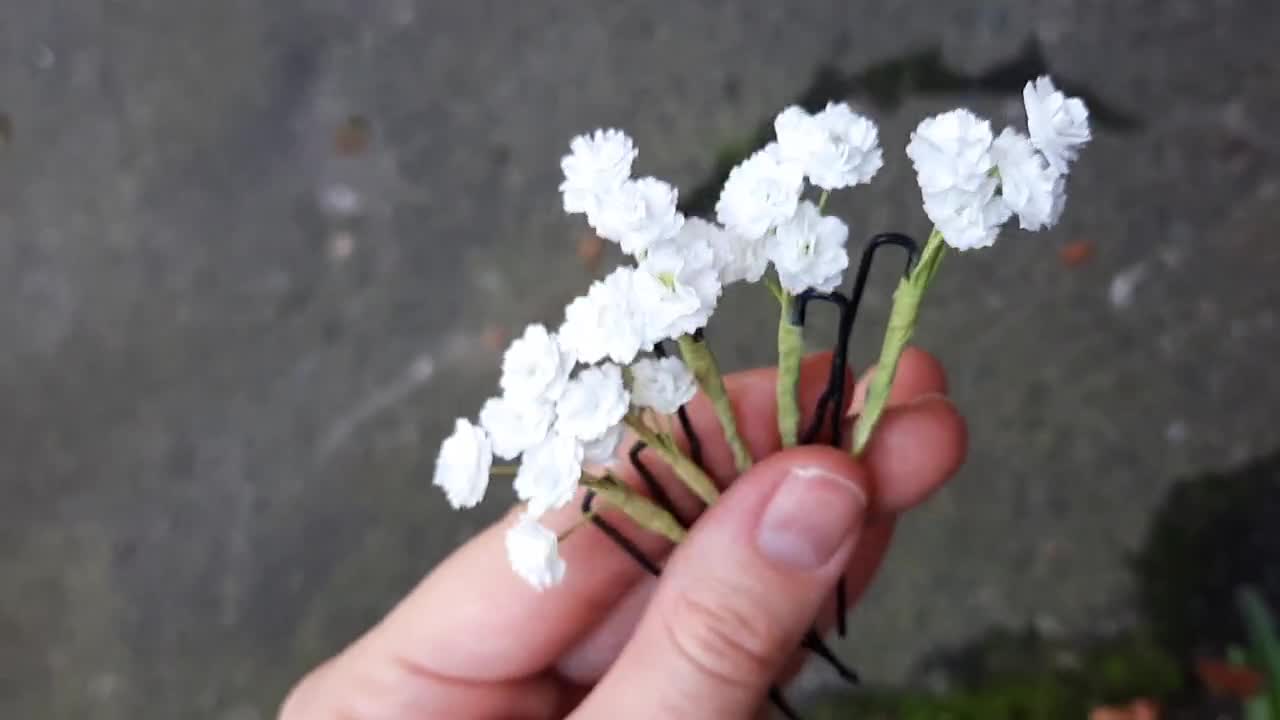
[582,422,624,467]
[555,363,630,442]
[692,217,769,285]
[478,395,554,460]
[559,267,647,365]
[588,177,685,256]
[906,110,1012,251]
[432,418,492,509]
[906,109,997,195]
[514,432,583,517]
[775,104,883,190]
[630,356,697,414]
[635,232,723,341]
[1023,76,1091,173]
[922,185,1012,250]
[505,514,567,591]
[500,324,574,403]
[991,128,1065,231]
[767,200,850,294]
[560,128,636,216]
[715,143,805,239]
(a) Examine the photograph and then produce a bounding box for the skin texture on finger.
[850,346,948,410]
[279,644,564,720]
[572,448,867,719]
[861,395,966,513]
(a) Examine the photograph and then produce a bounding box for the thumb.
[573,446,867,719]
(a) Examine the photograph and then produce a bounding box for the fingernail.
[755,466,865,571]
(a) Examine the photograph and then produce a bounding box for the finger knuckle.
[663,581,782,689]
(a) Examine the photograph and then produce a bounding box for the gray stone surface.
[2,1,1278,717]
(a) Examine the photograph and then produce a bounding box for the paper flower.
[478,395,554,460]
[630,356,697,414]
[588,176,685,256]
[991,128,1065,231]
[499,324,574,403]
[1023,76,1091,173]
[775,103,883,191]
[715,143,805,240]
[691,217,769,285]
[635,231,723,342]
[505,514,567,591]
[560,128,637,216]
[768,200,850,293]
[555,363,630,442]
[582,423,624,467]
[559,267,647,365]
[906,109,1011,251]
[515,432,583,517]
[432,418,492,509]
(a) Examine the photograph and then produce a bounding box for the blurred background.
[3,2,1279,718]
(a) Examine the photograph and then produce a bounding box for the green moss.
[806,630,1182,720]
[1135,450,1280,658]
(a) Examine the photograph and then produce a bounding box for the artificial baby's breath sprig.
[724,103,883,447]
[852,76,1091,453]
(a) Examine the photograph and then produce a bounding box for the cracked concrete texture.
[1,1,1278,717]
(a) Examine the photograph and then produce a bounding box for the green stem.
[581,477,688,544]
[776,291,803,447]
[851,227,947,454]
[816,189,831,211]
[625,414,721,506]
[677,334,752,473]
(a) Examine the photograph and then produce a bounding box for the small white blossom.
[555,363,630,442]
[432,418,492,509]
[715,143,805,240]
[991,128,1065,231]
[560,129,636,216]
[478,395,554,460]
[514,432,583,517]
[922,186,1012,250]
[559,268,647,365]
[767,200,850,294]
[499,324,574,403]
[692,217,769,285]
[906,110,1012,251]
[775,104,883,190]
[1023,76,1091,173]
[630,356,697,414]
[588,177,685,256]
[907,109,997,195]
[582,422,624,467]
[635,232,723,342]
[505,514,567,591]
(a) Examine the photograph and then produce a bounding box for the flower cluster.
[433,321,636,589]
[432,80,1088,591]
[906,75,1091,250]
[715,102,882,294]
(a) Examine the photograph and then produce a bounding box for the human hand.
[281,348,966,719]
